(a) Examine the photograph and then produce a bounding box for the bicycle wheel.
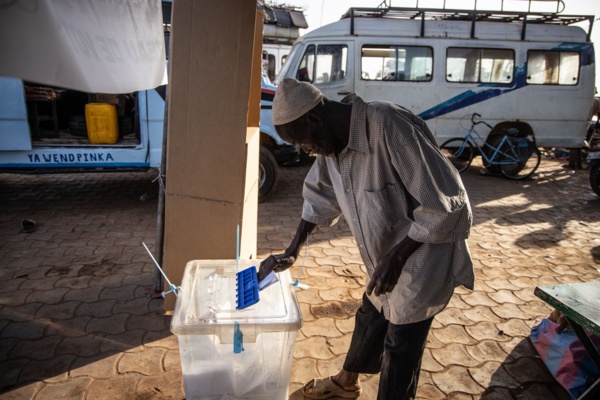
[440,138,474,173]
[498,138,541,180]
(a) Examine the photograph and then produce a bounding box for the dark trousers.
[343,294,433,400]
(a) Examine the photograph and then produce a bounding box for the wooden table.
[534,281,600,400]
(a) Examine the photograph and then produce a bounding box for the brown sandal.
[302,376,362,399]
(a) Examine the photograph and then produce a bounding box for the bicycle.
[440,113,541,180]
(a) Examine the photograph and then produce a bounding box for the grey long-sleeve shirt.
[302,95,474,324]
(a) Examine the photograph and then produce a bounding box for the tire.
[259,146,279,202]
[484,122,535,173]
[498,138,541,180]
[440,138,474,173]
[590,163,600,196]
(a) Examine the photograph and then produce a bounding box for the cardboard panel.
[163,193,239,310]
[244,127,260,202]
[241,128,260,261]
[163,0,261,310]
[166,0,257,202]
[162,186,257,310]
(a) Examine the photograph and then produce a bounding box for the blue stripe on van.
[556,42,595,66]
[418,67,526,120]
[418,43,593,121]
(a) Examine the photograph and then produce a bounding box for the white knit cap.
[272,78,325,125]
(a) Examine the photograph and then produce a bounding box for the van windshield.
[275,43,301,85]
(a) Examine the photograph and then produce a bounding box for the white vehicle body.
[0,74,292,201]
[262,43,291,83]
[0,77,166,170]
[276,6,596,147]
[260,1,307,83]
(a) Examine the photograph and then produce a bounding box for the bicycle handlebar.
[471,113,494,130]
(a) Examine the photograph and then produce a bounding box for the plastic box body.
[171,259,302,400]
[84,103,118,144]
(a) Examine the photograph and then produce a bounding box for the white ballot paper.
[258,271,279,291]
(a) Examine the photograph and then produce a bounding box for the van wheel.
[590,163,600,196]
[69,115,88,137]
[484,122,535,173]
[259,146,279,202]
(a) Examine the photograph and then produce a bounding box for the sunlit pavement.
[1,155,599,399]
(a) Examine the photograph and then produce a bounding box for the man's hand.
[258,254,296,281]
[258,219,317,282]
[366,252,404,296]
[366,236,422,297]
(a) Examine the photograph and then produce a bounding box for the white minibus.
[277,3,596,148]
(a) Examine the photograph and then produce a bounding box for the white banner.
[0,0,166,93]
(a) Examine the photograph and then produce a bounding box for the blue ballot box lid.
[236,266,260,310]
[171,259,302,338]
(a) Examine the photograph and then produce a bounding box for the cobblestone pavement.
[1,156,599,400]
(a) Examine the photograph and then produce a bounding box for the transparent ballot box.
[171,259,302,400]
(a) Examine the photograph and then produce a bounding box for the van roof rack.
[341,1,594,41]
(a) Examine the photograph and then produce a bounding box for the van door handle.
[337,91,351,95]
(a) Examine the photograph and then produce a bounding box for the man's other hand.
[366,236,422,296]
[258,254,296,281]
[366,255,403,297]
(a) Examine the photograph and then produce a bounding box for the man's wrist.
[284,248,298,260]
[393,237,422,263]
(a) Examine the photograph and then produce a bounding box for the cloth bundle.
[530,318,600,399]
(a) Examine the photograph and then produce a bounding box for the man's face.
[277,113,338,157]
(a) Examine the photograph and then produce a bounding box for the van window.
[263,51,277,82]
[296,44,348,84]
[447,47,514,84]
[526,50,579,85]
[361,45,432,82]
[297,45,315,82]
[277,42,301,85]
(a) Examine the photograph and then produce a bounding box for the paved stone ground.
[1,155,599,400]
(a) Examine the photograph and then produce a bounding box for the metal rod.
[153,93,167,294]
[579,378,600,400]
[153,23,171,294]
[143,242,175,289]
[236,224,240,271]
